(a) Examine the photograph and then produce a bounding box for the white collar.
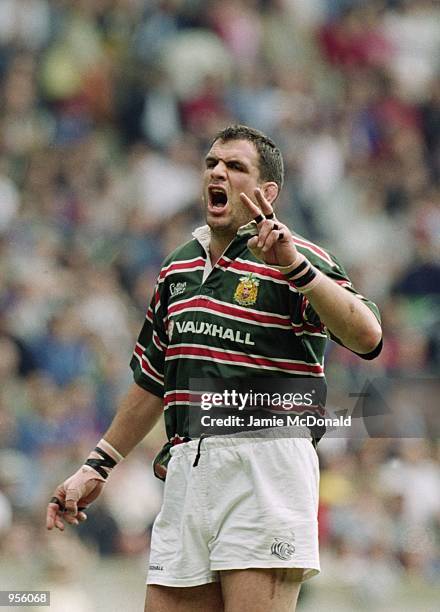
[192,222,257,282]
[192,225,212,253]
[191,221,258,252]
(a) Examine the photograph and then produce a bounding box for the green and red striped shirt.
[130,222,381,442]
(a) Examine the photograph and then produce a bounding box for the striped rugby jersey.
[130,222,381,445]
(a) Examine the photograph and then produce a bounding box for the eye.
[228,161,245,171]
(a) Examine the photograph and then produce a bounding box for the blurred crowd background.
[0,1,439,610]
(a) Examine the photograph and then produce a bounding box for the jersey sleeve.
[300,251,382,360]
[130,279,168,397]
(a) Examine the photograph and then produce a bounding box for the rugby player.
[47,125,382,612]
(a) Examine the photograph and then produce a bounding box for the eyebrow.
[204,155,249,169]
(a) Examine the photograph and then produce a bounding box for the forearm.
[241,188,382,356]
[103,382,164,457]
[46,383,164,529]
[304,272,382,354]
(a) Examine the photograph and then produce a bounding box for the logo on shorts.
[149,564,164,571]
[270,535,296,560]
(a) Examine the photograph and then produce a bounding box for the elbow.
[356,323,383,360]
[361,326,382,353]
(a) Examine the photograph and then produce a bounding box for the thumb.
[64,487,81,515]
[247,236,258,249]
[247,236,264,262]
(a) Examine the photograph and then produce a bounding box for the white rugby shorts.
[147,431,320,587]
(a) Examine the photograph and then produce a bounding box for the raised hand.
[240,188,298,267]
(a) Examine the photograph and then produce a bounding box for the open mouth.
[208,186,228,209]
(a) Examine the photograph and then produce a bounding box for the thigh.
[220,568,302,612]
[145,583,224,612]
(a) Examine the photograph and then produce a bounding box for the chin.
[207,219,233,234]
[207,220,227,232]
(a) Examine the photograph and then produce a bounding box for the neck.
[209,230,235,265]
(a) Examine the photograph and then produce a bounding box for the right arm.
[46,383,163,531]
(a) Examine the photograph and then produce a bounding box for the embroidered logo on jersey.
[170,282,187,298]
[270,535,295,560]
[234,274,259,306]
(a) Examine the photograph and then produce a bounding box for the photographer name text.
[201,414,352,428]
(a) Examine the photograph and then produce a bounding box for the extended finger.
[47,503,66,531]
[54,516,65,531]
[254,188,274,217]
[240,192,261,218]
[46,503,58,530]
[46,494,65,530]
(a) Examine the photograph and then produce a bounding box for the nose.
[210,160,227,180]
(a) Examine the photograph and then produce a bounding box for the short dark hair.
[211,124,284,191]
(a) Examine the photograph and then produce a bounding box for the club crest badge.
[234,274,259,306]
[270,535,296,560]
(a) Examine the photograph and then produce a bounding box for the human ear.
[261,182,279,205]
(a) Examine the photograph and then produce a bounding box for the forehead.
[207,139,260,168]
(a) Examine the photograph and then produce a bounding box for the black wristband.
[285,260,309,279]
[294,267,317,288]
